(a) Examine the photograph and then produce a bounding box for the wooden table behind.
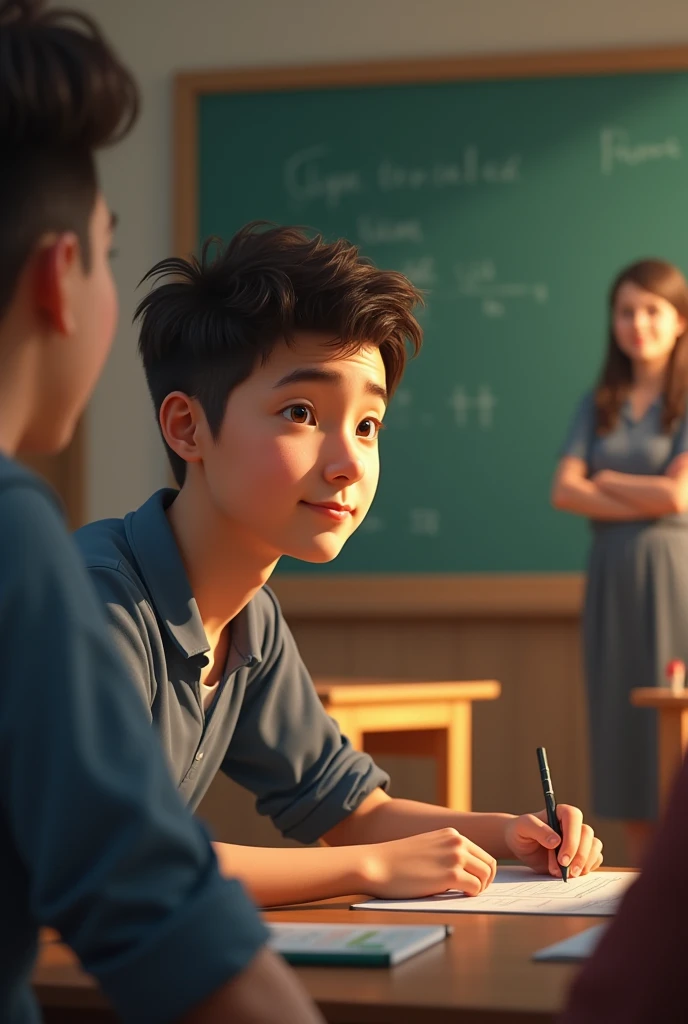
[631,687,688,810]
[315,678,501,811]
[35,901,600,1023]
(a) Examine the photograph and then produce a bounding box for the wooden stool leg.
[447,703,471,812]
[658,708,688,810]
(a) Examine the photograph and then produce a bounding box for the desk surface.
[314,679,501,706]
[631,686,688,709]
[34,898,604,1023]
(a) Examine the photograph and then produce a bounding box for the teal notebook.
[532,924,607,962]
[268,922,451,966]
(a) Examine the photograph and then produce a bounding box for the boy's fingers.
[567,823,595,877]
[555,804,583,867]
[456,852,496,895]
[518,813,561,849]
[463,837,498,884]
[578,835,603,876]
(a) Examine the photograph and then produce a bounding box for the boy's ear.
[34,234,81,335]
[159,392,205,468]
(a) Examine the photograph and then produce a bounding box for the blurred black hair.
[0,0,139,315]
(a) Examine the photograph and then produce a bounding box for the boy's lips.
[300,500,354,522]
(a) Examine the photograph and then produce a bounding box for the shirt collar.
[123,489,262,666]
[622,395,661,422]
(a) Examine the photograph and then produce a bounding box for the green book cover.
[268,923,451,967]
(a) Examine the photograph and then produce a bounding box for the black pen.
[536,747,568,882]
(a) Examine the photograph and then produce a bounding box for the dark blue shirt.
[0,458,267,1024]
[560,391,688,527]
[75,489,389,844]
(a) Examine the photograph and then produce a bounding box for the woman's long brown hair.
[596,259,688,434]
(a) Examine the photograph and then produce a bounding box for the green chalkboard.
[193,60,688,573]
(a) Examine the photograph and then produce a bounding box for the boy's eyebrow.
[109,211,119,231]
[273,367,388,404]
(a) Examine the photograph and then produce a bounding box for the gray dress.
[562,392,688,820]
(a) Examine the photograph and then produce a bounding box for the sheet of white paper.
[532,923,608,961]
[352,867,638,917]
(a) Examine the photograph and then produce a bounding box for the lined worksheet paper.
[352,867,638,916]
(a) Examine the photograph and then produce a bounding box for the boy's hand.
[362,827,497,899]
[504,805,603,877]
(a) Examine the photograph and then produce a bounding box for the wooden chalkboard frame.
[174,45,688,616]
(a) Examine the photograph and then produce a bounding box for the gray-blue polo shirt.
[0,457,267,1024]
[75,489,389,844]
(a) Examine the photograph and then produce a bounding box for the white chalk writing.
[455,261,548,317]
[400,256,437,288]
[284,145,363,206]
[357,216,423,244]
[449,386,497,429]
[378,150,521,191]
[600,127,681,175]
[359,515,385,534]
[409,508,440,536]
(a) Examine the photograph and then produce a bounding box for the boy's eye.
[357,418,382,440]
[282,405,315,425]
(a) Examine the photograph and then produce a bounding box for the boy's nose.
[323,455,365,485]
[322,437,365,485]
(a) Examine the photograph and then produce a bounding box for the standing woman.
[552,259,688,868]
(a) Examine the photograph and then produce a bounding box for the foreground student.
[77,225,604,906]
[0,3,323,1022]
[561,751,688,1022]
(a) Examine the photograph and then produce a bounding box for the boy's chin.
[285,536,347,564]
[17,408,77,456]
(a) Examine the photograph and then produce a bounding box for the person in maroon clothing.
[561,752,688,1022]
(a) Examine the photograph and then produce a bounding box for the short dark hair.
[135,223,424,486]
[0,0,139,317]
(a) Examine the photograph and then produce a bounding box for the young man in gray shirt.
[0,3,322,1021]
[76,225,604,908]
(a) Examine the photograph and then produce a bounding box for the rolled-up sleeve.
[221,588,390,844]
[0,481,267,1023]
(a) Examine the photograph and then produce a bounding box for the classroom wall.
[77,0,688,519]
[69,0,688,868]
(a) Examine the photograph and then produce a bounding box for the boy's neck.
[166,479,279,649]
[0,312,41,456]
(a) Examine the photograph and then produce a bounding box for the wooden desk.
[630,687,688,810]
[315,679,501,812]
[34,901,597,1023]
